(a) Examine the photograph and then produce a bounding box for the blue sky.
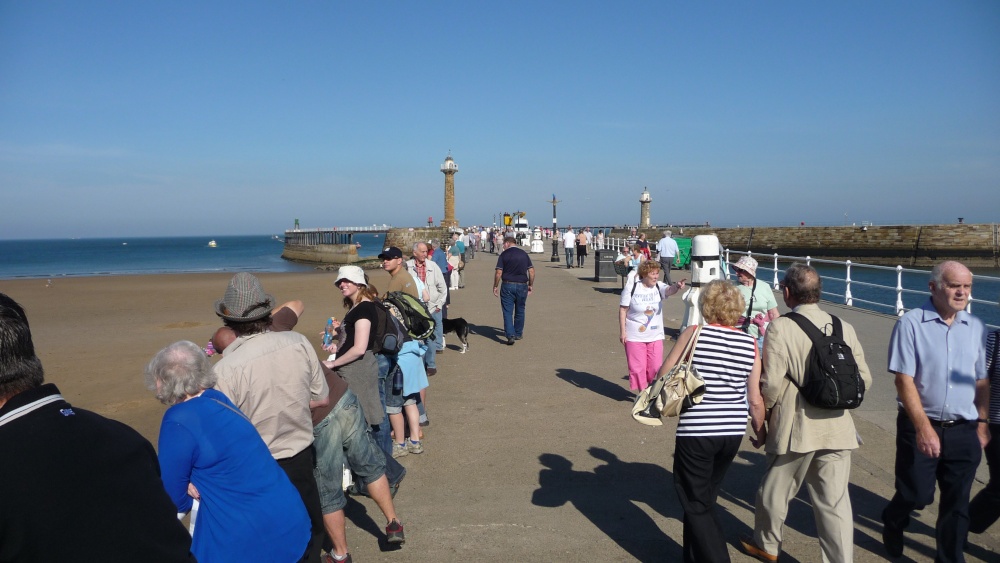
[1,1,998,238]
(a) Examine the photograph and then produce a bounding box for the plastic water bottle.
[323,317,334,347]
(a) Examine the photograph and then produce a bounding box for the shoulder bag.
[631,325,706,426]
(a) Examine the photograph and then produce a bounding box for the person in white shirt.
[561,227,576,269]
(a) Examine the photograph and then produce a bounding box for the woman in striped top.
[969,327,1000,533]
[656,280,764,562]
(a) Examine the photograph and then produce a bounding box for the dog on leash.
[441,317,470,353]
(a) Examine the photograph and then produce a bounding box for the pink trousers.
[624,339,664,391]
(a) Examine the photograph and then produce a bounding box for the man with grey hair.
[406,241,447,376]
[212,272,330,563]
[656,229,680,284]
[882,260,987,561]
[0,292,195,562]
[741,264,872,563]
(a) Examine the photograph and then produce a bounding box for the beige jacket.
[762,303,873,455]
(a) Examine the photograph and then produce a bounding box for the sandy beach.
[3,271,342,443]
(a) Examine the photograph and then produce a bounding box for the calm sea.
[0,234,386,279]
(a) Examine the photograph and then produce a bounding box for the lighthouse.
[639,187,652,229]
[441,154,458,227]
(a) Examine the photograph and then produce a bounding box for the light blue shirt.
[656,236,679,259]
[888,298,987,420]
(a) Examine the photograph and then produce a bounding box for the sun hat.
[732,255,759,279]
[377,246,403,260]
[334,265,367,287]
[214,272,275,322]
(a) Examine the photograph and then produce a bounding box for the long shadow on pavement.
[532,447,682,561]
[556,368,634,403]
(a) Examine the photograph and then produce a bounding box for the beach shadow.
[532,447,682,561]
[343,496,402,552]
[556,368,635,402]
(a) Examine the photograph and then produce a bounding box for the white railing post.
[845,261,853,306]
[806,256,812,267]
[772,254,780,290]
[895,265,905,316]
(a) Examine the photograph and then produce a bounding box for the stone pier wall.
[615,223,999,267]
[384,227,454,253]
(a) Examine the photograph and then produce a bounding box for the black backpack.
[371,300,410,355]
[783,312,865,409]
[383,291,436,340]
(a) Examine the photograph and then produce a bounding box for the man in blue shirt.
[656,230,680,284]
[883,261,988,561]
[493,236,535,346]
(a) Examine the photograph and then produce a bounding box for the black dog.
[441,317,470,353]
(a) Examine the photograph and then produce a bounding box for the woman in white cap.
[324,266,386,447]
[731,255,780,347]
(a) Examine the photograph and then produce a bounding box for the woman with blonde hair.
[656,279,764,562]
[619,260,686,391]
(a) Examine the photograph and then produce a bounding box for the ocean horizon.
[0,234,387,280]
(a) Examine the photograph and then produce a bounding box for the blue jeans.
[425,309,444,368]
[313,391,386,513]
[500,282,528,339]
[564,247,575,267]
[373,354,406,486]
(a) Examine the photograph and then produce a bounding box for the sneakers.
[739,535,777,562]
[386,519,405,544]
[322,553,352,563]
[426,368,437,376]
[506,337,515,346]
[406,440,424,454]
[391,442,408,458]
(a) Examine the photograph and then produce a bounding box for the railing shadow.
[532,447,682,561]
[556,368,634,403]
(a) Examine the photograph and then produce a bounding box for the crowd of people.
[2,229,999,562]
[616,254,999,562]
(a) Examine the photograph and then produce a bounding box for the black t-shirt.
[342,300,377,352]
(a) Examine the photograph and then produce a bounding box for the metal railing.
[721,249,1000,330]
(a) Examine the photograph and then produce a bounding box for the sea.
[0,234,386,279]
[1,234,997,328]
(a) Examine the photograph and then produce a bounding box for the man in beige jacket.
[741,263,873,563]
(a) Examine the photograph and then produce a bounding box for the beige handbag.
[631,325,706,426]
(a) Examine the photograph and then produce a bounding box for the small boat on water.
[208,240,217,248]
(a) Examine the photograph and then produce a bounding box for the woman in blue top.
[145,340,310,563]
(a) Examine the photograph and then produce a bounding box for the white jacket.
[405,258,448,313]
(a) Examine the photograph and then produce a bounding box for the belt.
[502,281,528,285]
[928,418,973,428]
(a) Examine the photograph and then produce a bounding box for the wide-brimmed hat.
[334,265,367,287]
[214,272,275,322]
[732,256,759,279]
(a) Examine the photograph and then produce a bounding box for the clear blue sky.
[2,1,998,238]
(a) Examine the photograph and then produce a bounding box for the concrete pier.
[347,251,1000,561]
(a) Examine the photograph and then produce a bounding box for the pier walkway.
[350,251,1000,562]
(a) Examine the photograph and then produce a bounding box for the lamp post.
[549,194,560,262]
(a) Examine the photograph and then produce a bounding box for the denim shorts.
[385,393,419,415]
[312,390,387,513]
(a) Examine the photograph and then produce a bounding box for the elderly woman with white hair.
[146,340,310,563]
[731,255,781,347]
